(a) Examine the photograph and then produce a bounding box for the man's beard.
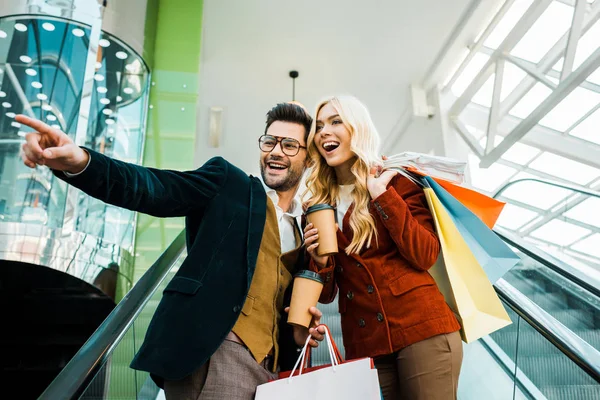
[260,160,303,192]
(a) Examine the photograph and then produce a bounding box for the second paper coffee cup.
[305,203,338,256]
[288,270,324,328]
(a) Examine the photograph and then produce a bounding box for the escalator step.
[539,384,600,400]
[518,355,598,386]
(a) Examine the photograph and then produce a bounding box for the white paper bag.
[255,326,381,400]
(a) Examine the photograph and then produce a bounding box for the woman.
[303,95,462,400]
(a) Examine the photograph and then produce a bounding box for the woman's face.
[314,102,355,169]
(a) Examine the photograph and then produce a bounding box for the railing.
[38,230,187,400]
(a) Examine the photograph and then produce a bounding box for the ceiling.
[194,0,480,175]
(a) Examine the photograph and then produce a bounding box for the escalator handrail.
[494,226,600,299]
[38,230,187,400]
[495,279,600,383]
[493,177,600,200]
[492,177,600,298]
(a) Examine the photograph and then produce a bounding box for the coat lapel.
[246,176,267,289]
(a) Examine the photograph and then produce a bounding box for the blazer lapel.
[246,176,267,289]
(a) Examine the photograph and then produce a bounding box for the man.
[17,102,324,400]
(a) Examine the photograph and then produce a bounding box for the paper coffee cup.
[288,270,324,328]
[305,204,338,256]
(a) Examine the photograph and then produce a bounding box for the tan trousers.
[374,331,463,400]
[164,340,277,400]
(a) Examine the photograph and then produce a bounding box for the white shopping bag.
[255,325,381,400]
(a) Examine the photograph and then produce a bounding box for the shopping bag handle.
[288,324,343,380]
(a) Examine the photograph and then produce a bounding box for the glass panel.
[569,106,600,145]
[571,20,600,71]
[501,179,572,209]
[564,197,600,228]
[529,219,591,246]
[588,66,600,85]
[484,0,535,49]
[467,154,517,192]
[528,152,600,185]
[510,2,574,63]
[571,234,600,258]
[503,142,541,164]
[539,87,600,132]
[501,61,528,101]
[472,74,495,107]
[497,203,539,230]
[451,52,490,96]
[78,247,187,400]
[508,83,553,119]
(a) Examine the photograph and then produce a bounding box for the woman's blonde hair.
[304,95,382,254]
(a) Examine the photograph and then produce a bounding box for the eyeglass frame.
[258,134,307,156]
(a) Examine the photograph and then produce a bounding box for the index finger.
[15,114,57,135]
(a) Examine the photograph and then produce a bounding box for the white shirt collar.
[258,175,303,218]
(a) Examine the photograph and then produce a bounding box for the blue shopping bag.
[424,176,520,283]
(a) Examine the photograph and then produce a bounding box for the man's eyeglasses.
[258,135,306,156]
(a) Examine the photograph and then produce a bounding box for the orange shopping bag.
[406,167,505,228]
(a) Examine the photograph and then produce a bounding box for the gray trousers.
[164,340,277,400]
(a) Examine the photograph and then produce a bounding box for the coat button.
[356,262,362,268]
[367,285,374,294]
[233,305,241,313]
[325,272,332,282]
[347,291,354,300]
[377,312,384,322]
[336,265,344,273]
[358,318,366,328]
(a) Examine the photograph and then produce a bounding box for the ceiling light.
[31,81,42,89]
[116,96,122,102]
[42,22,55,32]
[95,62,102,69]
[108,128,115,134]
[100,98,110,105]
[2,102,11,108]
[37,93,48,100]
[47,115,57,121]
[125,63,136,73]
[99,39,110,47]
[42,104,52,111]
[11,121,21,128]
[26,68,37,76]
[105,118,115,125]
[18,131,26,137]
[0,30,7,38]
[20,55,32,63]
[51,124,60,129]
[97,87,108,94]
[123,88,133,94]
[0,91,6,98]
[102,109,113,115]
[94,74,104,82]
[6,112,16,118]
[72,28,85,37]
[116,51,128,60]
[15,23,27,32]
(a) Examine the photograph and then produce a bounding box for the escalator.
[36,211,600,399]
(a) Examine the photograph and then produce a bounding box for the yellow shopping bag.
[423,187,512,343]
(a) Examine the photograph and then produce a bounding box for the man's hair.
[265,102,313,143]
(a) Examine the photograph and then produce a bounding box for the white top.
[336,184,355,227]
[260,179,303,253]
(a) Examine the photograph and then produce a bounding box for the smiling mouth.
[322,141,340,153]
[266,161,288,172]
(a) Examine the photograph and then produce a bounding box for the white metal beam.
[448,0,554,117]
[503,54,558,89]
[561,0,587,80]
[460,103,600,169]
[450,117,485,157]
[480,46,600,167]
[499,0,600,117]
[486,59,504,153]
[442,0,517,91]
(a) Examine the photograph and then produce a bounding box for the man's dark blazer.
[58,148,302,384]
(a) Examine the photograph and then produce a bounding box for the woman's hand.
[304,222,329,268]
[367,166,398,199]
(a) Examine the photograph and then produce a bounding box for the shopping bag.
[383,152,467,184]
[425,176,520,283]
[423,186,512,343]
[256,325,382,399]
